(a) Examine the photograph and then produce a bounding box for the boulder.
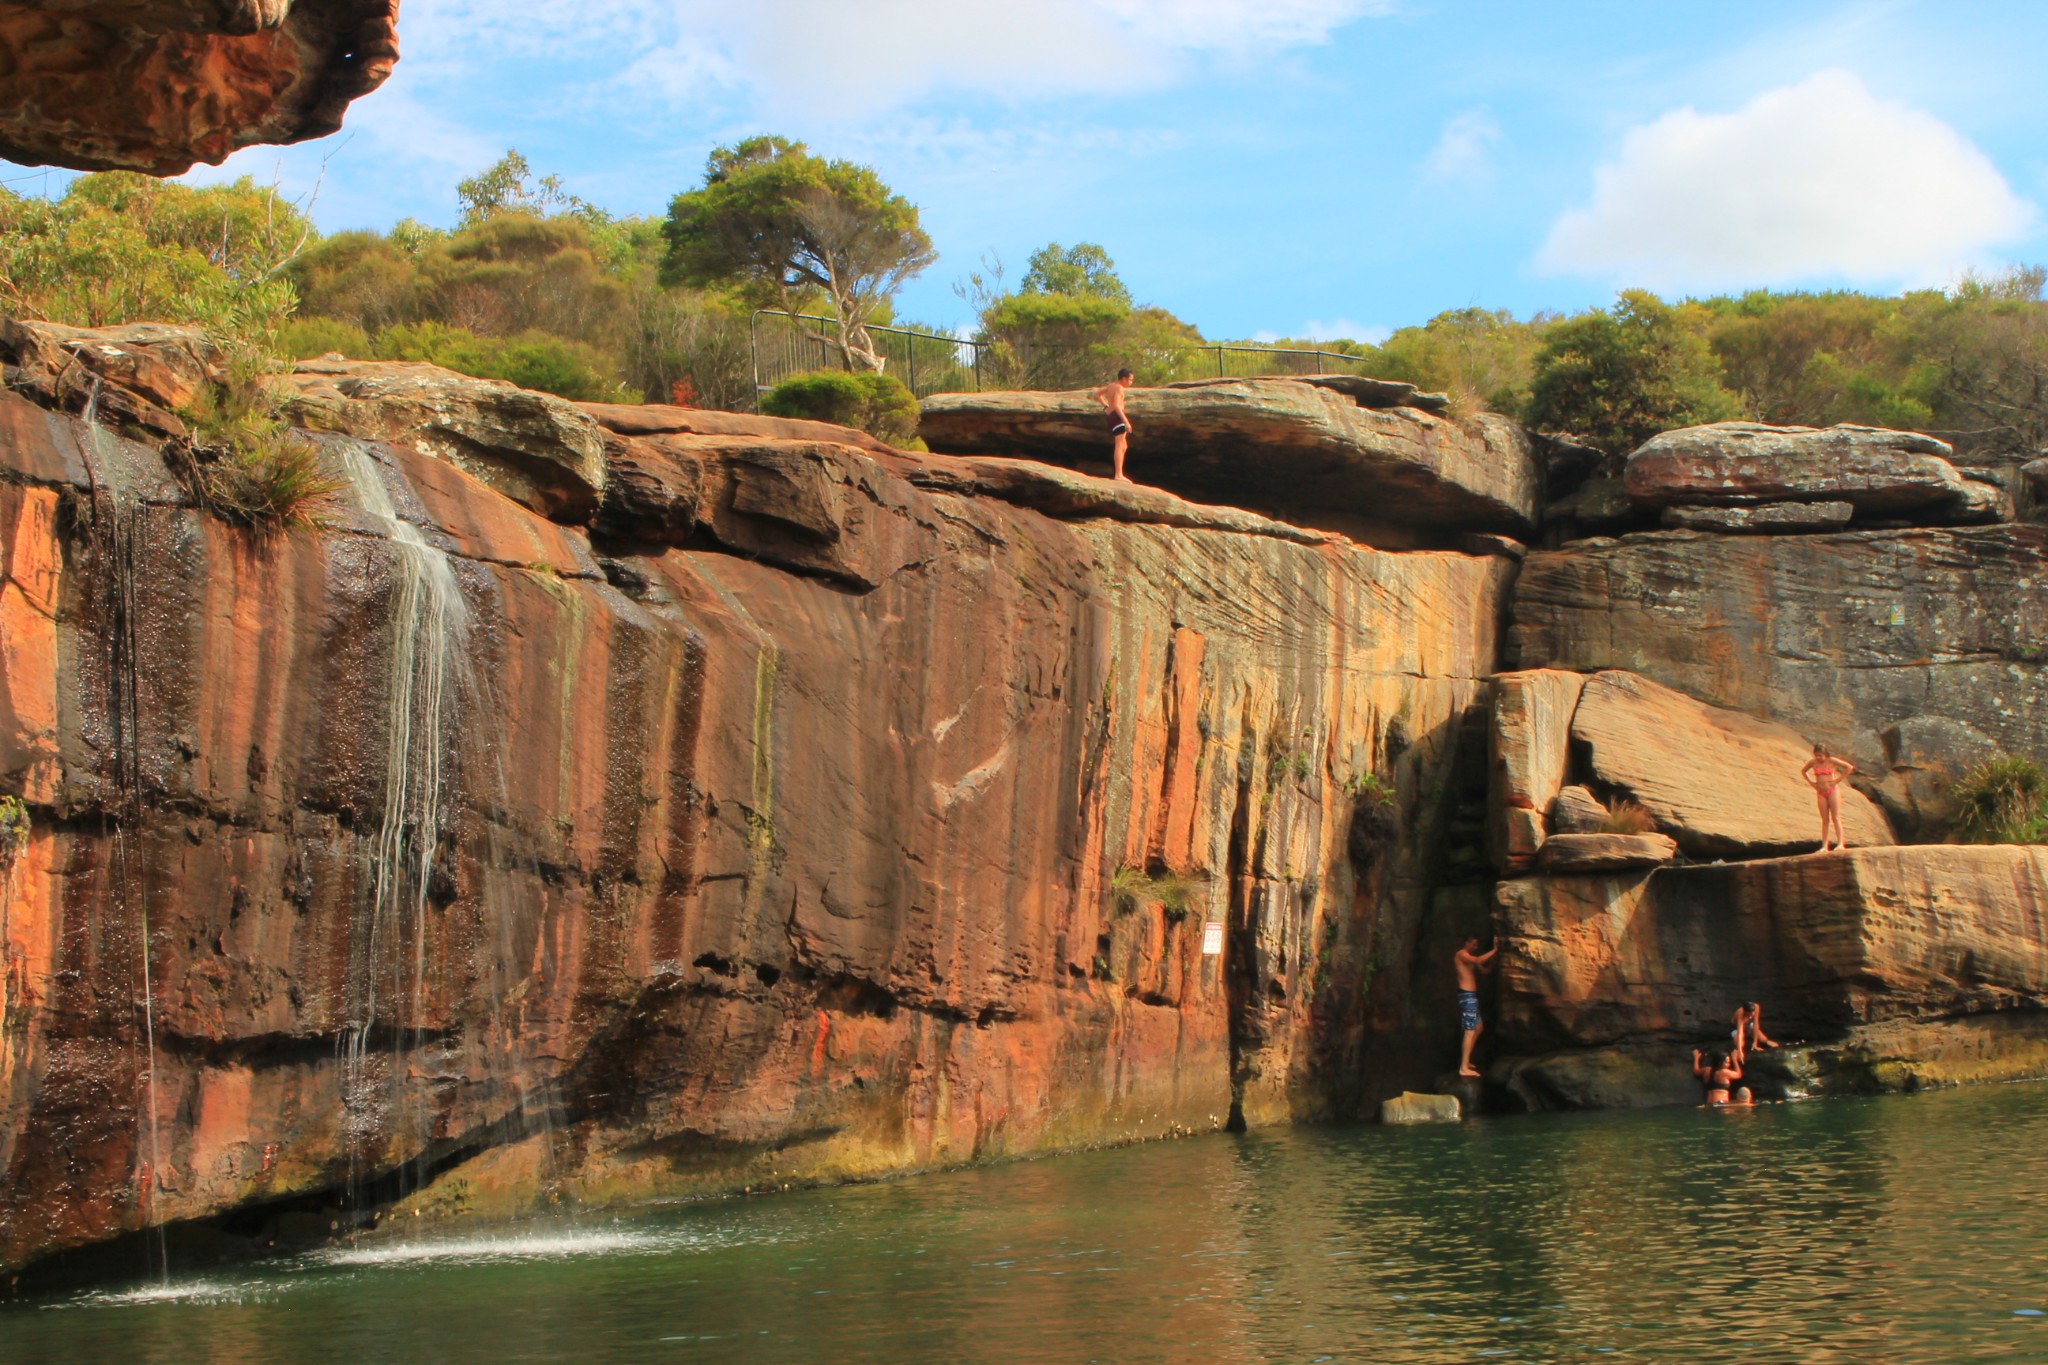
[1875,715,2004,836]
[1491,846,2048,1107]
[1548,785,1610,835]
[1509,525,2048,800]
[1624,422,1981,521]
[0,0,399,175]
[0,318,225,438]
[1662,501,1855,534]
[1380,1091,1461,1124]
[2024,457,2048,508]
[1537,832,1677,873]
[1487,669,1586,872]
[1570,671,1893,860]
[283,357,607,523]
[918,379,1540,542]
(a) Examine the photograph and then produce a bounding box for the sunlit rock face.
[0,337,1511,1273]
[0,0,398,174]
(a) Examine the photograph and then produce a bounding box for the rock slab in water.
[0,0,399,174]
[1662,501,1856,534]
[1624,421,1981,521]
[284,357,608,523]
[1570,671,1893,860]
[1536,831,1678,873]
[1509,525,2048,836]
[1381,1091,1462,1124]
[918,379,1540,541]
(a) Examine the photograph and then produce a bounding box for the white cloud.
[1536,69,2035,291]
[412,0,1386,114]
[1423,109,1499,186]
[1253,319,1389,345]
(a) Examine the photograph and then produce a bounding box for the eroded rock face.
[0,378,1510,1272]
[284,358,608,524]
[1509,527,2048,835]
[1624,422,1987,523]
[1491,847,2048,1108]
[918,379,1540,544]
[1487,669,1584,873]
[1662,501,1855,534]
[0,0,398,174]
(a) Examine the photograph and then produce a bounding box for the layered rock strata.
[918,379,1540,544]
[1510,526,2048,834]
[1491,846,2048,1108]
[0,0,399,174]
[0,351,1509,1273]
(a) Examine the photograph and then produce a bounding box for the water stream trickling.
[336,446,476,1212]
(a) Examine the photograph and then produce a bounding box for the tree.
[661,136,936,373]
[1526,290,1739,453]
[457,151,593,228]
[1019,242,1131,307]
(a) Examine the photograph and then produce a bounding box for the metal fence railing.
[750,309,1377,400]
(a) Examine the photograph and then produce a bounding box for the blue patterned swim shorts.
[1458,989,1481,1032]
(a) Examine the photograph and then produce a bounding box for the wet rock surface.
[0,0,399,174]
[918,379,1540,543]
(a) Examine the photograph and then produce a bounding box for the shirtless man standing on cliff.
[1093,367,1135,483]
[1455,935,1501,1078]
[1801,744,1857,852]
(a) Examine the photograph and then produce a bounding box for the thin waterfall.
[337,445,473,1212]
[79,379,168,1283]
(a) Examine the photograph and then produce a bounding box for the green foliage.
[1107,865,1207,923]
[761,368,919,445]
[1019,242,1131,307]
[0,173,311,341]
[373,321,633,403]
[280,315,371,360]
[0,794,28,865]
[172,351,340,532]
[1599,797,1657,836]
[663,136,935,372]
[1526,290,1740,454]
[1949,757,2048,845]
[457,151,601,229]
[1343,770,1395,807]
[976,291,1206,389]
[1363,307,1552,418]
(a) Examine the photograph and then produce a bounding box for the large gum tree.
[660,136,935,374]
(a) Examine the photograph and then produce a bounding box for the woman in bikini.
[1692,1048,1751,1107]
[1800,743,1857,852]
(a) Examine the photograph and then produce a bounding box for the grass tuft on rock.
[1949,756,2048,845]
[0,794,28,865]
[1108,865,1209,922]
[1599,797,1657,836]
[173,349,340,533]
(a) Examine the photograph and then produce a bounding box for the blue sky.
[11,0,2048,341]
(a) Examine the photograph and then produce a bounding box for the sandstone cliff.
[0,340,1509,1273]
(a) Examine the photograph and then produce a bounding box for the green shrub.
[0,794,29,865]
[280,316,372,360]
[761,368,919,446]
[1106,865,1208,923]
[1949,756,2048,845]
[373,321,633,402]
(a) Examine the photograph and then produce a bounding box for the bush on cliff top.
[762,369,920,446]
[1949,756,2048,845]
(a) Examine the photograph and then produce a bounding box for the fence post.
[749,309,762,410]
[1215,345,1224,378]
[908,334,919,397]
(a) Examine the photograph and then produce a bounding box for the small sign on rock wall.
[1201,922,1225,956]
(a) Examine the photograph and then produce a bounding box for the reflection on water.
[11,1083,2048,1363]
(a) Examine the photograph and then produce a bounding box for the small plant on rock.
[172,349,339,532]
[1108,864,1148,917]
[1344,770,1395,807]
[0,795,29,866]
[761,368,920,447]
[1950,756,2048,845]
[1599,797,1657,836]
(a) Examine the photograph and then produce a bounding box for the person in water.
[1800,743,1857,852]
[1454,935,1502,1078]
[1093,367,1135,483]
[1730,1001,1779,1066]
[1692,1048,1752,1107]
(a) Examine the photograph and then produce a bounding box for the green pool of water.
[8,1083,2048,1363]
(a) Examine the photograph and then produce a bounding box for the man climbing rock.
[1093,367,1135,483]
[1454,935,1501,1078]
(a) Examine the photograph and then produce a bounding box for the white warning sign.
[1201,922,1225,956]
